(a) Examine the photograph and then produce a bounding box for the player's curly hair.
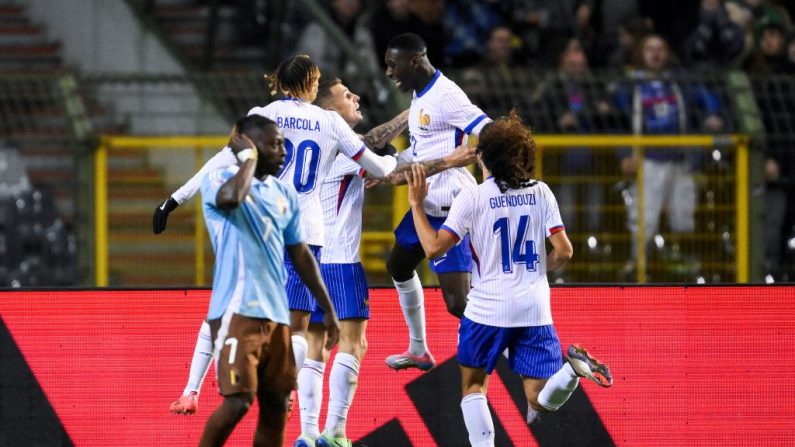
[477,110,536,193]
[266,55,321,102]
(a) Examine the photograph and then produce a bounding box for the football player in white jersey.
[295,78,477,447]
[159,55,400,416]
[381,33,491,371]
[405,112,613,447]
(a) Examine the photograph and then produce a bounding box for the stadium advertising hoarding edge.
[1,286,794,446]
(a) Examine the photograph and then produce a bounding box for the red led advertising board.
[1,286,794,446]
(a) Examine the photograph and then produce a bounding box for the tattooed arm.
[377,144,477,186]
[361,110,409,149]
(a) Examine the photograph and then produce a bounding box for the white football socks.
[297,359,325,439]
[538,362,580,411]
[324,353,360,438]
[394,273,427,356]
[183,320,213,396]
[292,335,308,375]
[461,393,495,447]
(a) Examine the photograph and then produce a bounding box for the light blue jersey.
[201,166,304,323]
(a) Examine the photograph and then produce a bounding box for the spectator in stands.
[369,0,412,69]
[744,21,790,72]
[405,0,446,66]
[685,0,746,68]
[727,0,791,34]
[478,26,520,79]
[294,0,378,80]
[509,0,597,67]
[539,38,617,242]
[603,15,653,69]
[367,0,448,68]
[443,0,501,67]
[612,34,725,279]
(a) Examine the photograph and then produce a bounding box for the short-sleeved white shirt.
[441,178,565,327]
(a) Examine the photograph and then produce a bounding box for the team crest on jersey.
[418,108,431,130]
[276,196,288,215]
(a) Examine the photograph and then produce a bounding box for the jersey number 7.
[493,215,540,273]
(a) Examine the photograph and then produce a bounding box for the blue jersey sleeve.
[201,167,236,209]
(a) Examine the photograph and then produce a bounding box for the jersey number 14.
[493,215,540,273]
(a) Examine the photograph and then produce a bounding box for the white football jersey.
[319,154,365,263]
[408,70,491,217]
[441,178,565,327]
[249,99,368,246]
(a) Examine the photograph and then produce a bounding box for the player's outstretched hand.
[229,131,257,155]
[323,313,341,350]
[445,144,478,168]
[152,197,179,234]
[405,163,428,208]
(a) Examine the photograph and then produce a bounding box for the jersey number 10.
[493,215,540,273]
[278,138,321,193]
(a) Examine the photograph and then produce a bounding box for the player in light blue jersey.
[197,115,340,447]
[405,112,612,446]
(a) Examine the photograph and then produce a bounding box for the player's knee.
[224,393,254,421]
[259,388,290,413]
[386,258,413,282]
[442,292,467,318]
[339,333,367,360]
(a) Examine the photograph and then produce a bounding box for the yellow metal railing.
[95,134,749,286]
[533,134,749,283]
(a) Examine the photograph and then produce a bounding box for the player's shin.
[185,321,214,396]
[297,359,325,439]
[292,335,309,374]
[537,363,579,411]
[394,272,427,356]
[461,393,495,447]
[324,353,360,438]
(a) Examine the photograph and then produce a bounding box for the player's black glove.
[152,197,179,234]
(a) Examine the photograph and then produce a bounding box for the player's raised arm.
[152,130,237,233]
[360,109,408,149]
[214,132,259,210]
[286,242,341,349]
[330,112,398,178]
[380,144,477,185]
[406,163,459,259]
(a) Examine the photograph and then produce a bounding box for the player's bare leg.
[385,243,436,371]
[199,393,254,447]
[436,271,470,318]
[317,319,367,446]
[253,384,292,447]
[460,365,495,447]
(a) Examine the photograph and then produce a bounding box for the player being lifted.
[197,115,339,447]
[405,112,613,446]
[382,33,491,371]
[294,78,477,447]
[158,55,398,414]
